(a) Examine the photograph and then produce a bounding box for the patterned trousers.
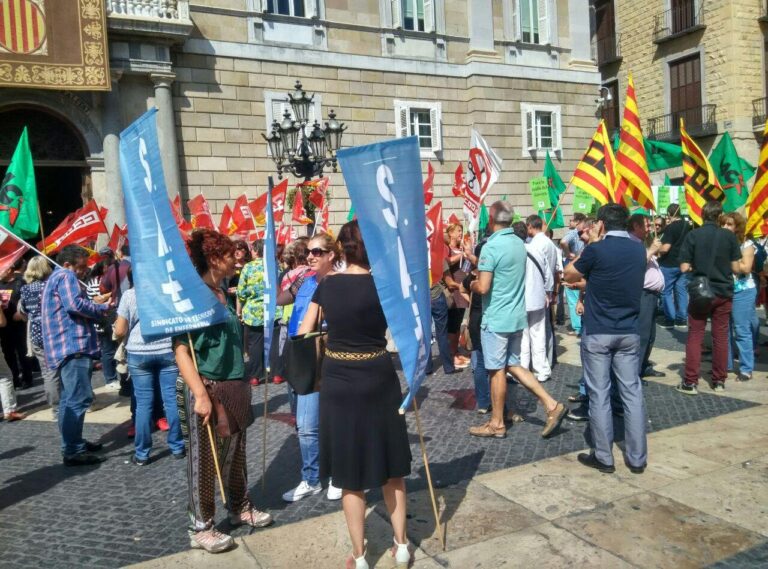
[178,378,250,531]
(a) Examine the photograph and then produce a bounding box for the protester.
[237,239,280,386]
[229,239,251,292]
[0,258,33,389]
[425,259,460,376]
[654,216,666,236]
[298,221,413,569]
[527,216,560,368]
[18,256,56,415]
[720,212,758,382]
[469,202,566,439]
[281,233,342,503]
[678,201,742,394]
[462,229,491,413]
[115,277,185,466]
[42,245,112,466]
[174,229,272,553]
[86,260,119,390]
[658,204,690,328]
[627,214,665,379]
[559,213,587,336]
[445,223,470,368]
[564,204,648,474]
[512,222,553,383]
[0,307,24,421]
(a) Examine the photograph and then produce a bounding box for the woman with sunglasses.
[280,233,343,503]
[299,221,412,569]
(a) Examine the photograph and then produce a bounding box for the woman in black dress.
[299,221,412,569]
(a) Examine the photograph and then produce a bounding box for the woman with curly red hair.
[174,229,272,553]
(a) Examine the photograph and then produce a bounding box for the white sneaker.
[104,381,120,392]
[326,479,342,500]
[391,539,413,568]
[282,480,322,502]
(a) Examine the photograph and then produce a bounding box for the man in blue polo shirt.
[564,203,648,474]
[469,201,566,439]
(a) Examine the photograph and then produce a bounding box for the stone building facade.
[594,0,768,183]
[1,0,603,232]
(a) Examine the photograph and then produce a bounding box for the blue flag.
[337,137,432,410]
[119,109,230,340]
[262,178,279,373]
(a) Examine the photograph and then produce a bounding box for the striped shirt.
[41,268,110,370]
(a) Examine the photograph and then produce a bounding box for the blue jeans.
[471,349,490,409]
[99,332,118,383]
[128,352,184,460]
[58,356,94,457]
[565,287,582,334]
[296,391,320,486]
[426,293,455,374]
[728,287,758,375]
[660,266,689,324]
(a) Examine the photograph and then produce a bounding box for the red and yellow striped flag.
[572,120,618,205]
[681,118,723,226]
[746,120,768,237]
[615,74,655,210]
[0,0,47,55]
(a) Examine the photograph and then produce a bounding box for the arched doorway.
[0,107,89,240]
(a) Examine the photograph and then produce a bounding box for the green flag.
[664,174,672,185]
[709,132,756,212]
[0,128,38,239]
[478,202,489,235]
[346,204,355,222]
[540,152,565,229]
[612,133,683,172]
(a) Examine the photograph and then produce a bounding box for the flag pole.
[261,175,276,493]
[412,397,446,551]
[36,204,47,252]
[0,225,63,271]
[186,332,227,505]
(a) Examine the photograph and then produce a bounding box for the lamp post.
[262,80,347,181]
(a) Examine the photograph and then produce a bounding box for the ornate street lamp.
[262,80,347,180]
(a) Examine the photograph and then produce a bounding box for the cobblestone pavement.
[0,324,765,568]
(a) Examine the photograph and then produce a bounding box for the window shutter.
[552,109,561,152]
[537,0,549,44]
[395,103,409,138]
[391,0,403,29]
[510,0,520,41]
[304,0,317,18]
[258,0,269,12]
[429,105,442,152]
[423,0,434,33]
[525,109,535,151]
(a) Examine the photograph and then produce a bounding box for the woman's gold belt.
[325,348,387,361]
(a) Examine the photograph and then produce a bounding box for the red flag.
[250,193,267,226]
[40,200,108,256]
[448,213,461,225]
[309,177,330,209]
[292,190,313,225]
[423,162,435,205]
[452,163,467,197]
[426,201,446,285]
[276,224,291,245]
[188,194,215,230]
[232,194,256,233]
[0,232,29,275]
[273,179,289,223]
[171,195,193,234]
[106,224,121,253]
[219,204,235,235]
[316,199,330,234]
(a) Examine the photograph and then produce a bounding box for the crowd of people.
[0,196,763,568]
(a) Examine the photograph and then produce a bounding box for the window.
[669,54,701,127]
[594,0,618,64]
[267,0,304,16]
[518,0,549,45]
[391,0,435,33]
[264,91,323,153]
[393,100,442,156]
[521,103,561,156]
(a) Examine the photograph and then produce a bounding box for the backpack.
[750,238,767,274]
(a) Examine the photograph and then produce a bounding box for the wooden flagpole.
[412,397,446,551]
[262,369,269,493]
[187,332,227,506]
[35,203,47,252]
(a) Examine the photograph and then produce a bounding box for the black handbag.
[687,230,720,313]
[285,308,326,395]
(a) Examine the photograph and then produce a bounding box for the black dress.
[312,273,412,491]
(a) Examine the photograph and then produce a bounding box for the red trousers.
[684,296,732,385]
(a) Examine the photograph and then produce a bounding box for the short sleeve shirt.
[564,228,585,261]
[19,280,46,348]
[679,223,741,298]
[117,288,172,355]
[477,228,527,333]
[659,219,689,268]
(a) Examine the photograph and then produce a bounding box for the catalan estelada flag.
[572,120,617,205]
[746,121,768,237]
[615,74,655,210]
[0,0,47,55]
[681,118,723,226]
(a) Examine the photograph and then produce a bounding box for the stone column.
[151,73,181,199]
[466,0,498,61]
[568,0,594,68]
[100,70,125,229]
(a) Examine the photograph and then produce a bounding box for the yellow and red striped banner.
[615,73,655,210]
[572,120,618,205]
[0,0,46,55]
[746,120,768,237]
[681,118,723,225]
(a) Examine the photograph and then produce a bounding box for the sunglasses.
[308,248,329,257]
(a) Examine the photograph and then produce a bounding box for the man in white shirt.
[514,222,553,382]
[527,215,560,370]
